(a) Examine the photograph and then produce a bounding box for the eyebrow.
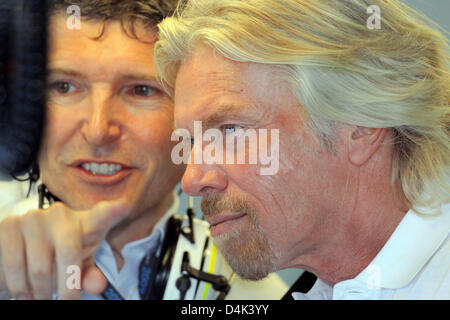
[203,105,243,128]
[47,68,83,78]
[47,68,159,83]
[118,73,159,83]
[182,104,259,131]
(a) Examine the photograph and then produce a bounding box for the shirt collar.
[354,202,450,289]
[119,190,180,254]
[291,278,333,300]
[292,202,450,299]
[96,191,180,272]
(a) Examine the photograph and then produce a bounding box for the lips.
[70,159,133,185]
[71,159,129,169]
[207,212,248,236]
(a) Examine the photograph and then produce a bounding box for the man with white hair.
[155,0,450,299]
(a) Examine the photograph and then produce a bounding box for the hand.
[0,199,130,300]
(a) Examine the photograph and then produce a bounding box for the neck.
[307,205,406,286]
[291,164,408,286]
[105,192,174,269]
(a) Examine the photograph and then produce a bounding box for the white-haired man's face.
[174,45,354,280]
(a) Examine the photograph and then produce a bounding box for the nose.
[81,91,121,146]
[181,162,228,197]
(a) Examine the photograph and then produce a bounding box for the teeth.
[99,163,108,174]
[91,163,99,174]
[81,162,123,175]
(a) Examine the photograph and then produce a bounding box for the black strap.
[146,215,181,299]
[101,281,125,300]
[281,271,317,300]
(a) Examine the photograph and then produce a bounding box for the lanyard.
[101,236,163,300]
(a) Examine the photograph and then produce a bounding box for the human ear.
[348,127,387,166]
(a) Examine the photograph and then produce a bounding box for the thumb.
[81,199,131,248]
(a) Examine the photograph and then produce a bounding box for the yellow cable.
[201,243,217,300]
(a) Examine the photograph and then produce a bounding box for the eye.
[126,85,159,97]
[222,124,243,134]
[49,81,77,94]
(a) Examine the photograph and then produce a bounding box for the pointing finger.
[81,199,131,249]
[81,258,107,295]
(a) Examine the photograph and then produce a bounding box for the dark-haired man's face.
[39,15,184,219]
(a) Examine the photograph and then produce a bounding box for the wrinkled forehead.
[174,45,293,129]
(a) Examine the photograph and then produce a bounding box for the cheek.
[225,132,320,227]
[229,170,292,250]
[278,128,348,219]
[38,107,74,165]
[227,163,288,222]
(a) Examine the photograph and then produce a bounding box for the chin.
[65,195,118,210]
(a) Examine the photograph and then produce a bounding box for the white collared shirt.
[293,203,450,300]
[82,195,179,300]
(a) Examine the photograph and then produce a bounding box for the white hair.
[155,0,450,214]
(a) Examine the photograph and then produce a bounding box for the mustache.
[201,193,256,218]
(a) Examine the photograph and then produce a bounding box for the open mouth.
[71,160,132,185]
[80,162,123,176]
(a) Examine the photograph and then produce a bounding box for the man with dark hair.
[0,0,287,300]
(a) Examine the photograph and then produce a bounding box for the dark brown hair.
[48,0,179,39]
